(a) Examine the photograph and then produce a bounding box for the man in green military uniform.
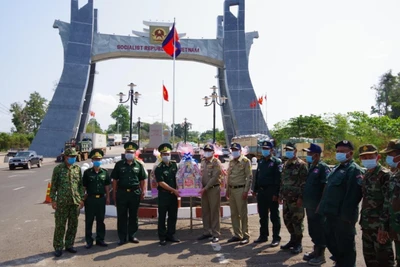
[253,140,282,247]
[50,148,84,257]
[197,144,222,243]
[279,142,308,254]
[318,140,364,267]
[302,143,331,265]
[358,144,394,267]
[154,143,180,246]
[378,139,400,267]
[83,149,111,249]
[111,142,147,245]
[226,143,252,245]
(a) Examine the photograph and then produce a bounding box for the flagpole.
[172,18,176,149]
[162,80,164,128]
[265,93,268,131]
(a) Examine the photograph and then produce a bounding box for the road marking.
[13,186,25,191]
[8,175,19,178]
[44,179,51,182]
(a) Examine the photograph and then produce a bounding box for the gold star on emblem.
[363,146,368,151]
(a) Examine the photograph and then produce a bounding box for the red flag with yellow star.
[163,85,169,102]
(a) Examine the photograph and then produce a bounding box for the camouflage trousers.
[283,200,304,241]
[362,229,394,267]
[395,241,400,267]
[53,204,79,250]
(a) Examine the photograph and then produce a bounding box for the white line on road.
[44,179,50,182]
[8,175,19,178]
[13,186,25,191]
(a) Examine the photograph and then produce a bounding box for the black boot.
[308,247,326,266]
[303,245,316,261]
[291,237,303,254]
[280,235,295,250]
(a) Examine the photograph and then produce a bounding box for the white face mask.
[204,151,213,158]
[232,151,240,158]
[125,153,135,160]
[162,155,171,163]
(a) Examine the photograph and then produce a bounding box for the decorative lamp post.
[202,85,227,144]
[117,83,140,142]
[137,117,141,148]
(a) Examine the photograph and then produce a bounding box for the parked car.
[222,148,230,156]
[122,137,129,144]
[9,150,43,170]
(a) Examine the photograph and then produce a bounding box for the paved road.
[0,147,366,266]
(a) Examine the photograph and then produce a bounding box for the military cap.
[261,140,273,148]
[203,144,214,151]
[303,143,322,154]
[158,143,172,153]
[335,140,354,150]
[124,142,138,152]
[230,143,242,150]
[64,148,78,156]
[380,139,400,154]
[358,144,378,156]
[89,149,104,159]
[284,142,296,150]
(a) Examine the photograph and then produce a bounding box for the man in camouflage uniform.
[83,149,111,249]
[279,142,308,254]
[111,142,147,245]
[50,148,84,257]
[154,143,180,246]
[379,139,400,267]
[358,144,394,267]
[197,144,222,243]
[226,142,252,245]
[253,140,282,247]
[318,140,364,267]
[302,143,331,265]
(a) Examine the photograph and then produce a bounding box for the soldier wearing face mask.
[301,143,331,265]
[279,142,308,255]
[253,140,282,247]
[111,142,147,246]
[318,140,364,267]
[226,142,252,245]
[154,143,180,246]
[358,144,394,267]
[378,139,400,267]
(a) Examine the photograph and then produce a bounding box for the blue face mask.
[361,159,377,169]
[285,151,294,159]
[67,157,76,165]
[306,155,313,163]
[232,151,240,158]
[93,161,102,167]
[336,152,348,162]
[262,150,270,157]
[386,156,399,168]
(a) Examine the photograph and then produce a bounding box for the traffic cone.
[43,183,52,204]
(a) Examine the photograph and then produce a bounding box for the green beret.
[380,139,400,154]
[64,148,78,156]
[158,143,172,153]
[89,149,104,159]
[124,142,138,151]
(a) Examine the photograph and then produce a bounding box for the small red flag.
[90,111,95,117]
[264,95,267,100]
[163,85,169,102]
[258,97,263,105]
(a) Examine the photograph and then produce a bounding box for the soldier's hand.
[113,194,117,207]
[272,195,278,202]
[199,188,206,196]
[225,191,229,200]
[242,192,248,200]
[51,201,57,210]
[79,201,84,209]
[173,189,181,197]
[140,192,145,200]
[278,198,283,205]
[296,198,303,208]
[252,192,257,198]
[106,198,110,205]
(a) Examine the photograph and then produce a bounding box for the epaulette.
[380,167,390,174]
[157,162,164,167]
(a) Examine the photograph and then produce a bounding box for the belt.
[119,186,140,192]
[88,194,104,198]
[229,184,245,189]
[210,184,220,189]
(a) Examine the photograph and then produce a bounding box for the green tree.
[86,118,103,134]
[108,105,130,134]
[171,122,192,139]
[9,103,26,133]
[24,92,48,134]
[370,70,400,118]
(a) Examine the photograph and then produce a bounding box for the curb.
[105,203,259,219]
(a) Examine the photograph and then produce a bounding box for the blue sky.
[1,0,400,134]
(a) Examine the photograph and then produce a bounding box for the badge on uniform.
[269,162,274,167]
[340,170,345,173]
[313,169,319,173]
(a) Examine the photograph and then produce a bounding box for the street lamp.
[117,83,140,142]
[137,117,141,148]
[116,114,122,134]
[202,85,227,144]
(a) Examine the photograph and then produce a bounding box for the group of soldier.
[49,138,400,267]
